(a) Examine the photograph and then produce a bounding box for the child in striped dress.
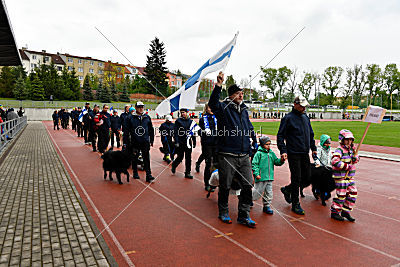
[330,129,360,222]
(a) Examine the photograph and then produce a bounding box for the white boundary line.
[51,125,275,265]
[271,183,400,223]
[253,202,400,262]
[44,123,135,267]
[151,160,400,262]
[135,179,276,266]
[54,125,400,263]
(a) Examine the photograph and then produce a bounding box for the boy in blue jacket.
[252,136,285,214]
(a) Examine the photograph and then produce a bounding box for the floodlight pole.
[351,93,353,120]
[249,75,252,102]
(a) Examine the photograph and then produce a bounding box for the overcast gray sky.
[6,0,400,91]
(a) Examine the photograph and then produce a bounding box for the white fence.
[0,116,27,152]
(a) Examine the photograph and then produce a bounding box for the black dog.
[101,150,131,184]
[300,163,336,206]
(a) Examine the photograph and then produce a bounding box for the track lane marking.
[44,122,135,267]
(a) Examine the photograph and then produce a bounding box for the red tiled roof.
[19,49,29,60]
[62,53,104,62]
[50,54,65,65]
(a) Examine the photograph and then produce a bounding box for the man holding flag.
[82,102,92,145]
[76,107,83,137]
[208,72,258,228]
[171,108,197,179]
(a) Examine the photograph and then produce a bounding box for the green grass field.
[252,121,400,148]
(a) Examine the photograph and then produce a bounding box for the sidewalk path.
[0,122,114,266]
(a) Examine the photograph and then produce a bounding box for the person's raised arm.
[208,72,224,114]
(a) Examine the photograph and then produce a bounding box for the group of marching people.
[52,101,156,182]
[161,72,360,228]
[51,71,361,228]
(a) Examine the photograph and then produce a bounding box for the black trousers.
[53,120,59,130]
[122,130,130,148]
[132,143,151,175]
[90,129,98,151]
[161,137,175,160]
[97,128,110,153]
[72,119,76,131]
[76,121,83,137]
[285,153,311,204]
[217,154,253,218]
[202,144,217,187]
[110,128,121,148]
[83,124,90,143]
[196,153,205,165]
[172,145,192,174]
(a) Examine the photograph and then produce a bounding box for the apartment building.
[19,48,65,74]
[16,47,147,86]
[60,53,105,85]
[166,72,183,89]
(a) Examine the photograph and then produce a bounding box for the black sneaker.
[146,175,155,183]
[281,187,292,204]
[133,172,140,179]
[184,173,193,179]
[291,203,305,215]
[195,163,200,173]
[341,211,355,222]
[171,165,176,174]
[331,212,344,221]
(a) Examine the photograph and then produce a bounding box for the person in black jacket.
[76,107,83,137]
[120,104,131,149]
[208,72,257,228]
[62,109,70,129]
[277,96,317,215]
[126,102,155,182]
[96,104,111,154]
[82,102,92,144]
[89,105,100,152]
[110,110,121,149]
[71,108,77,131]
[198,103,218,191]
[159,115,175,163]
[17,107,24,117]
[52,110,59,130]
[171,108,196,179]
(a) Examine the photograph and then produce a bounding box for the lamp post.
[249,75,252,102]
[351,93,353,120]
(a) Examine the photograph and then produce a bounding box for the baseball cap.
[294,96,309,107]
[166,115,173,122]
[135,101,144,107]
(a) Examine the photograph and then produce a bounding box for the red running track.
[43,121,400,266]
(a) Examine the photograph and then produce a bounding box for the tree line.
[0,36,172,102]
[258,64,400,109]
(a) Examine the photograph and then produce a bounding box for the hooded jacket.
[252,146,284,182]
[316,134,333,167]
[208,85,257,155]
